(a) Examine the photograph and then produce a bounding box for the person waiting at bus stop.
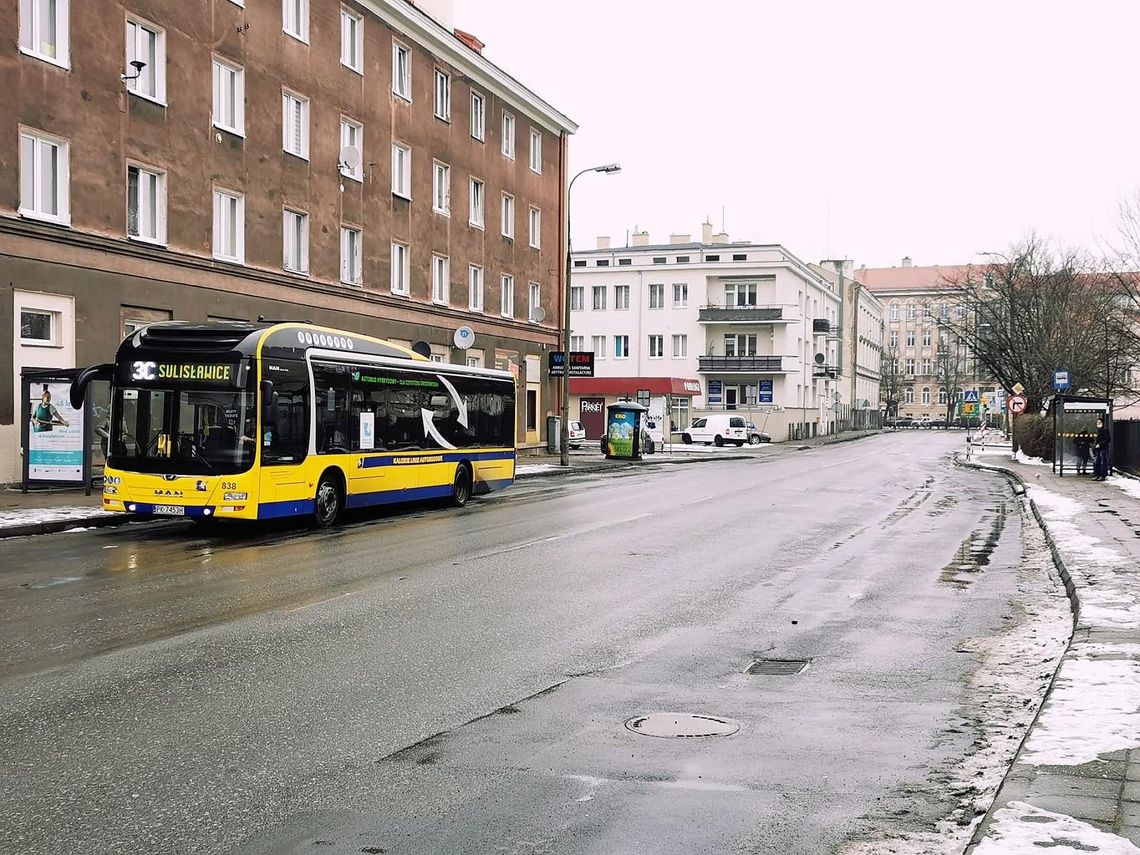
[1073,430,1093,476]
[1092,417,1112,481]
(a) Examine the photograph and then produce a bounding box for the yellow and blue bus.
[71,321,516,526]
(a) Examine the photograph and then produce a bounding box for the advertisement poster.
[28,381,85,482]
[606,410,635,458]
[359,412,375,450]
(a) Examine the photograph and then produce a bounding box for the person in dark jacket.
[1073,431,1093,476]
[1092,418,1112,481]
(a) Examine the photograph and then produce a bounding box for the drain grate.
[625,713,741,738]
[746,658,811,676]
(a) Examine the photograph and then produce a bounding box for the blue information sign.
[759,380,773,404]
[1054,370,1071,392]
[708,380,722,404]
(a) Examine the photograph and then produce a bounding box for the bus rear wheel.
[450,463,472,507]
[314,471,344,528]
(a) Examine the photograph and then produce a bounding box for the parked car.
[681,414,749,447]
[916,417,933,428]
[744,421,772,445]
[568,420,586,449]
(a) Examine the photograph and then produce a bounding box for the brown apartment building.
[0,0,576,481]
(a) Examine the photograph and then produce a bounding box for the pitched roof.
[856,264,979,294]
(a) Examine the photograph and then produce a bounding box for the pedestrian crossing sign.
[963,390,979,403]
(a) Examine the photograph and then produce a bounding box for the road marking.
[473,514,652,561]
[284,591,356,614]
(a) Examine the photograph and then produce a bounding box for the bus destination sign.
[121,360,240,385]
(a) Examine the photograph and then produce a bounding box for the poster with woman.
[28,382,85,482]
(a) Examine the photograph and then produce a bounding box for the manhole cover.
[624,713,740,738]
[746,658,811,676]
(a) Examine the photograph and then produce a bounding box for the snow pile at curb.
[1109,474,1140,500]
[515,463,562,475]
[0,506,105,529]
[975,801,1140,854]
[1027,486,1128,567]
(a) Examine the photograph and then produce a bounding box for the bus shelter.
[1049,394,1112,477]
[21,366,108,494]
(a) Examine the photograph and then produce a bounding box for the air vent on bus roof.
[136,324,263,351]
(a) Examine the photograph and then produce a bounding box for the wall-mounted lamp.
[121,59,147,83]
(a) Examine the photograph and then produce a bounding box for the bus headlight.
[103,485,118,495]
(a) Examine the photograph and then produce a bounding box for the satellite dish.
[411,340,432,358]
[814,352,826,364]
[530,306,547,323]
[339,145,362,171]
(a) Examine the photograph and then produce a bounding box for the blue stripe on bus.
[346,484,455,509]
[359,450,515,469]
[258,499,317,520]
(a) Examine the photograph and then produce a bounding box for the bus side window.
[263,360,309,464]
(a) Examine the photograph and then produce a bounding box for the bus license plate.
[152,505,185,516]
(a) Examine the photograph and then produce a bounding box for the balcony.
[698,355,789,373]
[698,305,788,324]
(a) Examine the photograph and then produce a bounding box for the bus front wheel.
[450,463,472,507]
[314,471,344,528]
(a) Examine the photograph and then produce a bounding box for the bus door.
[259,360,310,510]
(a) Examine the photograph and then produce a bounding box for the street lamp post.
[560,163,621,467]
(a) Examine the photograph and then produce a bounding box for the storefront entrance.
[580,397,606,439]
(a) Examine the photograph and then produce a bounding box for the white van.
[682,414,749,447]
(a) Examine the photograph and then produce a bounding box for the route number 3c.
[131,361,157,381]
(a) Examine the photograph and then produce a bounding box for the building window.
[652,257,666,264]
[339,118,363,180]
[391,143,411,198]
[939,389,948,405]
[673,283,688,307]
[126,17,165,103]
[340,226,361,285]
[19,0,69,67]
[592,335,606,359]
[470,91,485,141]
[433,160,450,215]
[529,129,542,173]
[906,330,915,348]
[592,285,606,311]
[466,352,483,368]
[890,301,900,321]
[724,334,757,356]
[596,260,610,267]
[431,254,449,304]
[528,281,541,322]
[391,241,409,295]
[889,330,899,348]
[905,358,916,375]
[528,206,540,248]
[501,193,514,238]
[500,274,514,317]
[648,283,664,309]
[726,282,757,306]
[501,112,515,159]
[340,7,363,72]
[614,335,630,358]
[283,209,309,274]
[392,42,411,100]
[921,387,931,405]
[672,334,687,358]
[922,329,932,348]
[905,387,915,404]
[906,302,917,321]
[212,57,244,135]
[19,129,69,225]
[956,305,968,320]
[127,164,165,244]
[618,258,632,266]
[20,309,55,344]
[469,178,484,228]
[282,90,309,159]
[922,358,934,375]
[648,335,664,358]
[570,335,584,352]
[212,188,244,263]
[614,285,630,310]
[283,0,308,42]
[570,286,584,312]
[433,68,450,121]
[676,256,690,263]
[469,265,484,312]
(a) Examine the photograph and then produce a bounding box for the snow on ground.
[0,506,105,530]
[975,801,1140,854]
[1109,474,1140,500]
[1027,485,1128,567]
[515,463,561,475]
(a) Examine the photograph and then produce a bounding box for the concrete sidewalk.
[965,445,1140,852]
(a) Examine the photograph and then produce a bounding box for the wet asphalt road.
[0,432,1026,854]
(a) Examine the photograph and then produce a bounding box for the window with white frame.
[340,7,362,72]
[725,282,757,306]
[570,335,584,352]
[939,389,948,405]
[570,286,583,312]
[283,0,308,42]
[469,178,484,228]
[391,241,409,295]
[922,329,932,347]
[890,302,900,321]
[528,281,540,321]
[126,17,165,102]
[906,302,917,320]
[501,112,515,159]
[431,254,449,304]
[592,335,606,359]
[614,284,630,310]
[20,308,56,344]
[592,285,606,311]
[469,265,484,312]
[905,358,916,374]
[905,387,915,404]
[19,0,69,67]
[19,129,69,224]
[283,209,309,274]
[889,330,899,348]
[282,90,309,159]
[466,352,483,368]
[648,335,664,358]
[127,164,165,244]
[672,334,687,358]
[433,68,450,121]
[212,188,244,262]
[212,57,244,134]
[724,334,757,356]
[906,330,915,347]
[648,283,664,309]
[922,358,933,375]
[673,282,688,307]
[339,118,362,180]
[614,335,629,358]
[528,129,541,173]
[921,387,931,405]
[528,206,540,248]
[470,91,485,141]
[391,143,411,198]
[433,160,450,215]
[500,275,514,317]
[392,42,411,100]
[501,193,514,238]
[340,226,361,285]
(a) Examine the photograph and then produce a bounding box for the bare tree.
[879,343,904,420]
[934,336,967,423]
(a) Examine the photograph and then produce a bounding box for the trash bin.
[546,415,560,453]
[604,402,648,460]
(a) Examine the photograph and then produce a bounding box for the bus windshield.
[109,384,257,476]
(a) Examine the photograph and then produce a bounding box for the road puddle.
[940,503,1008,589]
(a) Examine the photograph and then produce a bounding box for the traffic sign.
[963,389,979,403]
[1054,370,1070,392]
[1013,383,1025,395]
[1008,395,1028,414]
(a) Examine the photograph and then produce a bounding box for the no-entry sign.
[1008,395,1028,414]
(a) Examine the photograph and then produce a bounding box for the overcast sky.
[458,0,1140,268]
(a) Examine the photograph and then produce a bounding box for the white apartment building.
[569,224,843,441]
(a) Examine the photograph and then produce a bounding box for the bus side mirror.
[260,380,276,427]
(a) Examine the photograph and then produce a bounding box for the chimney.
[631,230,649,247]
[454,28,484,54]
[596,236,611,250]
[712,232,729,244]
[902,256,913,267]
[669,233,691,245]
[701,222,714,244]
